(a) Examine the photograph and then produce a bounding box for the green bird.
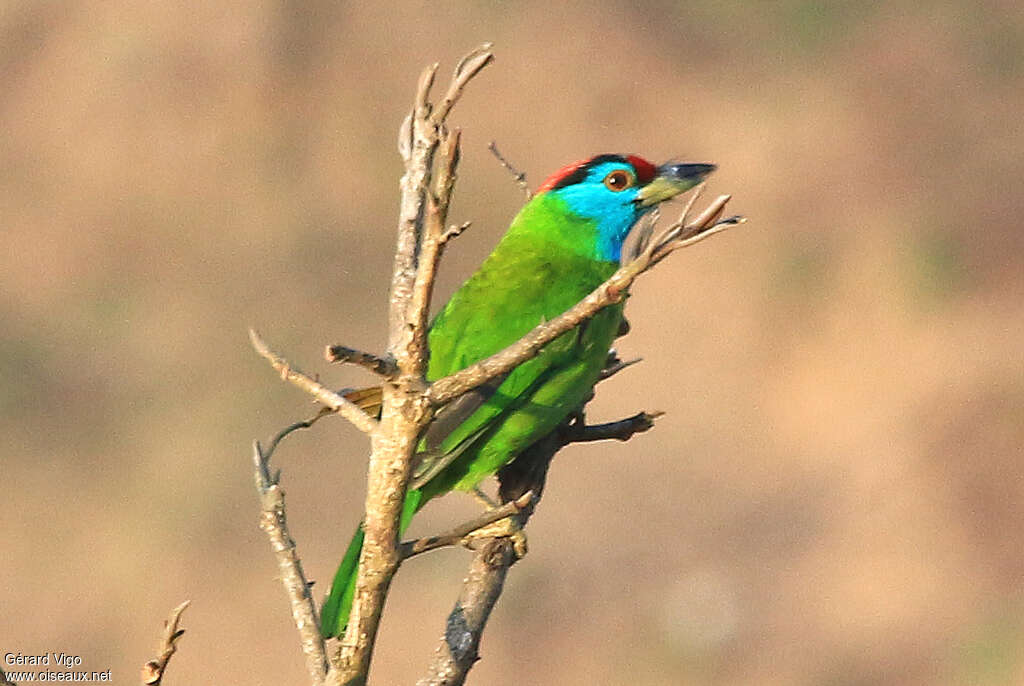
[320,154,716,638]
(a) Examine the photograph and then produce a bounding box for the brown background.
[3,2,1023,684]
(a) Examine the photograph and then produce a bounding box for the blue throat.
[547,160,649,262]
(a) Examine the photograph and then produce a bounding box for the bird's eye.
[603,170,634,192]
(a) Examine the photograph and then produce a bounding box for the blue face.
[549,160,649,262]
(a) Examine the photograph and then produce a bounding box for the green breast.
[427,194,619,380]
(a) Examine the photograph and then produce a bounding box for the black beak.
[660,162,717,182]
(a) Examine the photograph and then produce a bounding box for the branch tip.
[488,141,531,199]
[433,48,494,124]
[250,330,378,435]
[252,439,328,682]
[416,63,439,112]
[324,344,398,378]
[564,411,663,444]
[140,600,190,685]
[441,221,472,245]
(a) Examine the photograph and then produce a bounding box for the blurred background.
[3,1,1023,684]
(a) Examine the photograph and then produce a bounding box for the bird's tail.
[320,488,423,638]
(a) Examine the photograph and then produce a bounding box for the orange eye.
[603,170,634,192]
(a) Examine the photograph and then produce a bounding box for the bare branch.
[249,328,378,435]
[563,411,662,443]
[433,45,494,125]
[426,385,663,684]
[427,193,744,406]
[488,141,531,199]
[337,45,494,684]
[405,128,463,358]
[416,539,516,686]
[400,492,533,560]
[649,194,744,265]
[324,345,398,378]
[435,128,462,214]
[260,409,333,462]
[440,221,472,246]
[140,600,190,685]
[253,441,329,685]
[1,668,17,686]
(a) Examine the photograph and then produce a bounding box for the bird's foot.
[466,515,528,559]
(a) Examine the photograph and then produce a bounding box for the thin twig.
[432,45,494,125]
[562,411,662,443]
[426,193,743,407]
[249,328,378,435]
[1,668,17,686]
[253,441,329,685]
[487,141,531,199]
[324,345,397,378]
[140,600,190,685]
[440,221,472,246]
[262,408,333,462]
[400,492,533,560]
[649,193,744,265]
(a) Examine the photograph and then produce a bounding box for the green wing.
[414,230,621,501]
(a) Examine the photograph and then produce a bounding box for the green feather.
[320,191,624,638]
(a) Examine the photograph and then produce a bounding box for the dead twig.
[440,221,472,246]
[249,328,378,436]
[563,411,662,443]
[262,409,333,462]
[140,600,190,685]
[400,492,533,560]
[324,345,397,378]
[253,441,329,685]
[426,193,744,406]
[488,141,531,199]
[432,46,494,125]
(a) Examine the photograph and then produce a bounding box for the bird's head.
[536,154,716,261]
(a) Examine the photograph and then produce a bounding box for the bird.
[320,154,716,638]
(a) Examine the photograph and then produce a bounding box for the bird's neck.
[506,192,627,263]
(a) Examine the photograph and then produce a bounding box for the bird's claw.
[464,516,528,559]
